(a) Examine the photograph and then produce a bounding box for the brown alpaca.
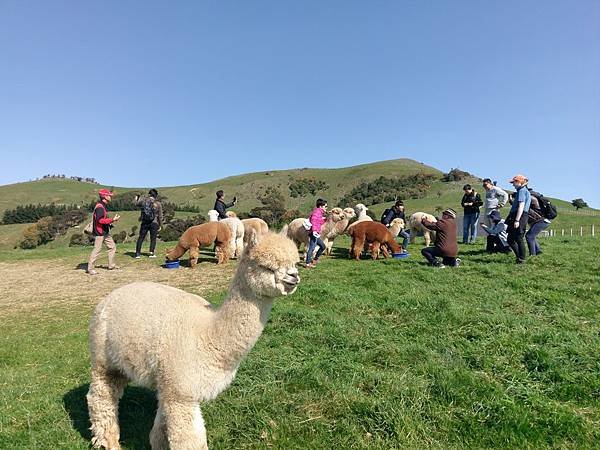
[166,222,231,267]
[348,221,402,260]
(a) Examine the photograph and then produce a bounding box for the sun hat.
[509,174,527,184]
[443,208,457,218]
[98,188,114,198]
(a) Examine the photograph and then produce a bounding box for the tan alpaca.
[87,231,300,450]
[286,207,348,258]
[207,210,245,259]
[165,222,231,268]
[320,207,356,256]
[408,212,437,246]
[240,218,269,244]
[388,218,405,238]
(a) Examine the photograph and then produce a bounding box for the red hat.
[98,189,114,198]
[509,174,528,184]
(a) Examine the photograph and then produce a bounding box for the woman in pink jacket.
[306,198,328,268]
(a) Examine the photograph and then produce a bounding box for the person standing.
[460,184,483,244]
[506,175,531,264]
[87,189,121,275]
[420,209,460,268]
[525,189,551,256]
[306,198,328,268]
[214,190,237,220]
[134,189,163,258]
[482,178,509,227]
[381,200,410,249]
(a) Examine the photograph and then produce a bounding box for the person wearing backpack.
[87,189,121,275]
[381,200,409,248]
[525,189,553,256]
[460,184,483,244]
[134,189,163,258]
[506,174,531,264]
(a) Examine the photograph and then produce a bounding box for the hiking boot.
[87,269,98,275]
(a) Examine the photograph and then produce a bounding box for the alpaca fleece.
[408,212,437,246]
[166,221,231,267]
[348,221,402,260]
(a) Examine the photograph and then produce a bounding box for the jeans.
[136,221,159,255]
[398,230,410,249]
[421,246,457,266]
[506,213,528,263]
[526,221,550,256]
[306,233,326,264]
[463,212,480,243]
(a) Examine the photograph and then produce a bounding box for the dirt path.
[0,258,237,318]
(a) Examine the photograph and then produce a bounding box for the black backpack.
[380,208,391,224]
[531,191,557,220]
[141,198,156,223]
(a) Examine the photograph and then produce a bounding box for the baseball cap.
[98,189,114,198]
[509,174,528,184]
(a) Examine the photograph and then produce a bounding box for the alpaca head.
[354,203,368,216]
[208,210,219,222]
[240,231,300,298]
[390,218,405,230]
[226,210,237,218]
[343,207,356,220]
[327,207,344,222]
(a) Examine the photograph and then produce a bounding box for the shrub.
[159,215,205,242]
[289,177,329,198]
[69,233,93,246]
[339,174,436,207]
[441,168,473,182]
[112,230,128,244]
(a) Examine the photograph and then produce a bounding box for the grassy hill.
[0,159,598,250]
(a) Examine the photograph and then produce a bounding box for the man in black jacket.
[214,190,237,220]
[461,184,483,244]
[381,200,409,248]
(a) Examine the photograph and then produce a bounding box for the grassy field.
[1,235,598,449]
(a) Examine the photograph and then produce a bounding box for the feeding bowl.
[164,260,180,269]
[392,252,410,259]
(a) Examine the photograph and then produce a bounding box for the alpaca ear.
[279,224,288,236]
[245,228,260,251]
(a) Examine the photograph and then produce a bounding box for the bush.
[112,230,128,244]
[19,224,41,249]
[339,174,436,207]
[69,233,93,246]
[289,177,329,198]
[18,209,88,249]
[441,168,473,182]
[159,215,205,242]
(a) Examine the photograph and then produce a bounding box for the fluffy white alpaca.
[87,231,300,450]
[207,210,245,258]
[388,218,406,238]
[346,203,373,233]
[286,207,347,258]
[408,212,437,246]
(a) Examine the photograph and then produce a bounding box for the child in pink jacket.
[306,198,328,268]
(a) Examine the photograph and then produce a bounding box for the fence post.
[570,228,573,236]
[561,229,564,237]
[581,226,583,236]
[593,224,595,237]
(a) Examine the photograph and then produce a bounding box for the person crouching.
[420,209,460,268]
[481,210,510,254]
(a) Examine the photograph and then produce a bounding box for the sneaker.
[134,254,141,259]
[148,253,157,258]
[107,265,121,270]
[437,264,446,269]
[87,269,98,275]
[454,258,461,267]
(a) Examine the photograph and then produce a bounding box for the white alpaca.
[320,207,356,256]
[346,203,372,233]
[408,212,437,246]
[286,207,348,258]
[87,231,300,450]
[207,210,245,258]
[388,218,406,238]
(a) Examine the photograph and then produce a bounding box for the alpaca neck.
[208,275,273,371]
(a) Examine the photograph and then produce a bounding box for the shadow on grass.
[64,384,157,449]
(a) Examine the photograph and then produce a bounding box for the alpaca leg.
[424,232,430,247]
[163,401,208,450]
[150,401,168,450]
[189,246,199,268]
[353,237,365,260]
[87,369,127,450]
[409,228,416,244]
[235,237,244,258]
[325,238,334,256]
[371,242,381,260]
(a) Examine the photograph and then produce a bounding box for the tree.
[571,198,588,210]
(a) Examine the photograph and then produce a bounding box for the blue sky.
[1,1,599,207]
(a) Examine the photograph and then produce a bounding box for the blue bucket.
[164,260,180,269]
[392,252,410,259]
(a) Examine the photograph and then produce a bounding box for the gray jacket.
[484,186,509,211]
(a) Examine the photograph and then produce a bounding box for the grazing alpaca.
[348,221,402,260]
[87,231,300,450]
[207,210,245,259]
[165,222,231,267]
[240,218,269,245]
[408,212,437,246]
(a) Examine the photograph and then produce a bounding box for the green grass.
[1,236,599,449]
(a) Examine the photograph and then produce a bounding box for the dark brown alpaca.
[166,222,231,267]
[348,221,402,260]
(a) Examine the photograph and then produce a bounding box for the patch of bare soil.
[0,257,237,318]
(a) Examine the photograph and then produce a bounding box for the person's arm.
[497,187,509,208]
[461,195,467,208]
[421,218,440,230]
[474,193,483,208]
[134,195,143,207]
[514,202,525,228]
[383,209,394,226]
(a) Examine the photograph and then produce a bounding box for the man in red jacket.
[87,189,121,275]
[421,208,460,268]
